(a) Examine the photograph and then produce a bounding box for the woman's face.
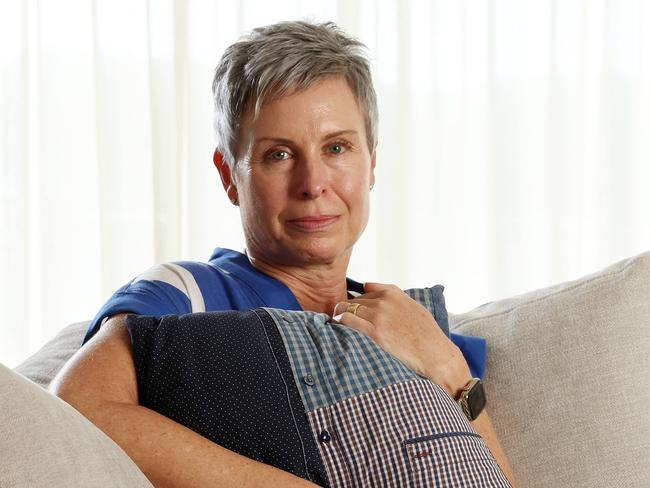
[228,76,376,268]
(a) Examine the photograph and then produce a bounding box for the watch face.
[468,380,487,420]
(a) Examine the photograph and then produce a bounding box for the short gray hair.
[212,20,378,168]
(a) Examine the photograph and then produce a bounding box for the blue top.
[83,247,487,378]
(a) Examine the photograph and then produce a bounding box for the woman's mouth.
[287,215,340,230]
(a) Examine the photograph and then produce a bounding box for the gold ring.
[346,302,361,316]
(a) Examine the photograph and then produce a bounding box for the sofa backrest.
[450,251,650,488]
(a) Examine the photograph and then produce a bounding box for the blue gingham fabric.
[268,286,450,412]
[268,308,423,412]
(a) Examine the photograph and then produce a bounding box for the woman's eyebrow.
[254,130,358,145]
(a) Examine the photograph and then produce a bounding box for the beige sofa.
[2,252,649,487]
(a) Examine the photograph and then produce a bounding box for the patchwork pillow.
[126,292,511,487]
[450,251,650,488]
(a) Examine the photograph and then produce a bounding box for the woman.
[54,20,516,487]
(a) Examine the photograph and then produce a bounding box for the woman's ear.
[369,149,377,189]
[213,150,239,206]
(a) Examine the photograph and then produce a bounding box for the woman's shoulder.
[132,248,246,293]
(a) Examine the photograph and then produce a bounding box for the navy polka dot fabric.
[126,310,329,486]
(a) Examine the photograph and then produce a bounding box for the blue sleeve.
[450,332,488,379]
[82,279,192,345]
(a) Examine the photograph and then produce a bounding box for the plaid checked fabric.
[266,308,423,412]
[308,379,511,487]
[266,286,449,412]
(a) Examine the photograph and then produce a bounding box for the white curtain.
[2,0,649,368]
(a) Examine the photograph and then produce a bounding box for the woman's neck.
[246,252,350,315]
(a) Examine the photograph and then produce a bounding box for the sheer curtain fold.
[1,0,649,367]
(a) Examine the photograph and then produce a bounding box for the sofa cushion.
[14,321,88,388]
[450,251,650,488]
[0,363,153,488]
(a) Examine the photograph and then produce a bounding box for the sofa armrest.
[0,363,153,488]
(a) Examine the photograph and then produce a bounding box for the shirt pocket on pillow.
[404,432,506,487]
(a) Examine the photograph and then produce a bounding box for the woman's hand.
[333,282,472,399]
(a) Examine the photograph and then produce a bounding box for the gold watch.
[457,378,486,421]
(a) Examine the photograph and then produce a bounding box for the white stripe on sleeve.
[132,263,206,313]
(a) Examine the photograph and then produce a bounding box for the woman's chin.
[286,237,352,266]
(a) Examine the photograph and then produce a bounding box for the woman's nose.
[295,155,328,199]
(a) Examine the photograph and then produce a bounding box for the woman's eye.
[268,150,289,161]
[329,142,348,155]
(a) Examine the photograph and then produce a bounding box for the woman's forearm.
[470,410,517,487]
[81,400,318,488]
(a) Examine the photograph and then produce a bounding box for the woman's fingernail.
[332,314,343,322]
[333,302,346,316]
